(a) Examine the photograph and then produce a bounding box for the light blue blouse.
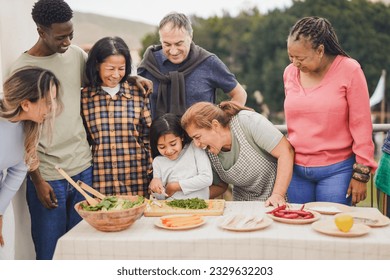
[0,119,28,214]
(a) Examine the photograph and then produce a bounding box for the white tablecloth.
[53,201,390,260]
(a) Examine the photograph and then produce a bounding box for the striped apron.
[208,116,277,201]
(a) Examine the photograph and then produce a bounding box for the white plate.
[154,214,205,230]
[267,210,321,224]
[305,202,352,215]
[220,215,273,232]
[334,211,390,227]
[312,220,371,237]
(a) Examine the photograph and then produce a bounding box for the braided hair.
[288,16,349,57]
[31,0,73,27]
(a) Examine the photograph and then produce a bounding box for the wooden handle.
[55,166,98,206]
[77,180,106,200]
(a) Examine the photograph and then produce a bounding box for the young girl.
[81,36,152,197]
[149,113,212,200]
[0,66,61,247]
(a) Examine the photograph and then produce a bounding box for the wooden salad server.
[77,180,106,200]
[55,166,99,206]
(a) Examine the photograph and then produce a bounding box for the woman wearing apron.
[181,101,294,207]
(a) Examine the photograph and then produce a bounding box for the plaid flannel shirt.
[81,82,152,196]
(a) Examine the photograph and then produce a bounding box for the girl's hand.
[265,193,286,208]
[149,178,164,194]
[165,182,181,197]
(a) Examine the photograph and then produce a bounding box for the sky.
[66,0,293,26]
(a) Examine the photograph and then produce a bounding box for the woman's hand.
[269,137,294,207]
[265,193,286,207]
[346,179,367,205]
[209,182,228,199]
[0,215,4,247]
[127,75,153,95]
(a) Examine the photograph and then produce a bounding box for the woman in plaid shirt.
[81,37,152,196]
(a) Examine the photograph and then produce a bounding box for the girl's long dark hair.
[149,113,191,158]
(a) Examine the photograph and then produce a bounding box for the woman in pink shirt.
[284,16,377,205]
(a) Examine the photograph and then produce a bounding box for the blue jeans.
[26,166,92,260]
[287,157,354,205]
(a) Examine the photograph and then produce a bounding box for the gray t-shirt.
[10,45,92,180]
[214,110,283,183]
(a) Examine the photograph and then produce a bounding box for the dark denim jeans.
[387,196,390,218]
[287,156,354,205]
[26,166,92,260]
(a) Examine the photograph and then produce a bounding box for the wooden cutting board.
[144,199,225,217]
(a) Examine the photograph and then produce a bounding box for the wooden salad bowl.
[74,195,147,232]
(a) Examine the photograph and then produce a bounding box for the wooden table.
[53,201,390,260]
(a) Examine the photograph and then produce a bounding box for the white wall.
[0,0,37,80]
[0,0,38,260]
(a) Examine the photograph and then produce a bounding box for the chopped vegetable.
[161,215,203,227]
[80,195,144,211]
[166,198,208,209]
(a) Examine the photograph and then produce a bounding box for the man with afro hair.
[32,0,73,28]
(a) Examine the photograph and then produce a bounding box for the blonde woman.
[0,66,61,247]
